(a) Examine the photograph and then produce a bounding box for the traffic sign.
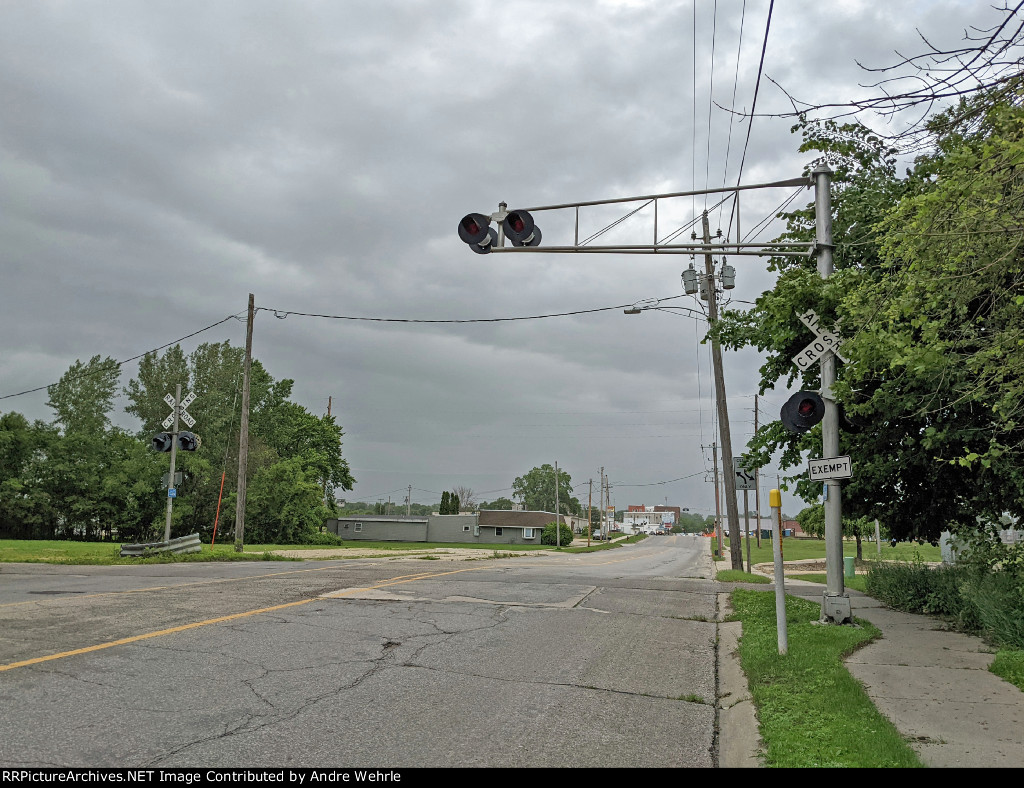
[793,309,848,371]
[168,488,177,498]
[808,456,853,481]
[163,391,197,431]
[733,457,756,490]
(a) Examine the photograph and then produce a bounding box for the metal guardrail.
[119,532,202,557]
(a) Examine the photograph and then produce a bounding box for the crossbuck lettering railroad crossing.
[792,309,847,372]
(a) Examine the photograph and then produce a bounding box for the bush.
[541,522,574,546]
[299,530,345,546]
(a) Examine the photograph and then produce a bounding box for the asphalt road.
[0,535,721,768]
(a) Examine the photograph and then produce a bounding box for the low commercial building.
[324,510,578,546]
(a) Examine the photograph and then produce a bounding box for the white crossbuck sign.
[162,391,197,429]
[792,309,848,371]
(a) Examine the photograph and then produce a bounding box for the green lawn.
[730,589,923,767]
[717,535,940,566]
[0,537,578,564]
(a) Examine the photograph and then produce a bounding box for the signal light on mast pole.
[502,209,541,247]
[177,431,201,451]
[780,391,826,434]
[458,213,498,254]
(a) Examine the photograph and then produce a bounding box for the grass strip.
[731,588,923,768]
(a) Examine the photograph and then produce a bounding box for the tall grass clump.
[866,530,1024,649]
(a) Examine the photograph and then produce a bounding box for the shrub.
[299,530,345,546]
[541,522,574,546]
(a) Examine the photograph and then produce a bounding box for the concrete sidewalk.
[717,572,1024,768]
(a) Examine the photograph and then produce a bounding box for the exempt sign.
[807,455,853,481]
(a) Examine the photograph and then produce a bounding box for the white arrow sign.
[733,457,756,490]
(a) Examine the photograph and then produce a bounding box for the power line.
[728,0,776,241]
[256,295,690,325]
[0,313,241,402]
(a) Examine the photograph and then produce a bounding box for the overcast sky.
[0,1,1003,518]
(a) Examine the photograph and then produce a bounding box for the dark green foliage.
[301,530,345,547]
[0,341,355,545]
[511,464,580,514]
[479,497,515,510]
[541,522,574,546]
[866,552,1024,648]
[438,491,462,515]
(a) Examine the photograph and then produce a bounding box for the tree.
[717,110,1024,542]
[479,497,515,510]
[451,485,476,510]
[46,355,121,435]
[440,491,451,514]
[0,413,58,539]
[244,457,331,544]
[122,341,354,542]
[512,464,580,514]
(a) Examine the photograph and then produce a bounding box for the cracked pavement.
[0,536,722,768]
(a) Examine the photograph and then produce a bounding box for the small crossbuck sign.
[162,391,197,430]
[792,309,848,371]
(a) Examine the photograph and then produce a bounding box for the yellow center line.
[0,565,488,673]
[0,560,400,609]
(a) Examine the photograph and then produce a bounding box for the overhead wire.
[704,0,720,212]
[0,313,242,402]
[719,0,749,232]
[727,0,776,242]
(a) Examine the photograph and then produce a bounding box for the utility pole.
[407,485,412,517]
[234,293,254,553]
[322,395,333,505]
[600,467,605,538]
[754,395,762,548]
[587,478,593,545]
[554,460,560,547]
[814,165,852,625]
[702,212,743,569]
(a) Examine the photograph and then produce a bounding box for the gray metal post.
[813,165,852,624]
[163,383,181,543]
